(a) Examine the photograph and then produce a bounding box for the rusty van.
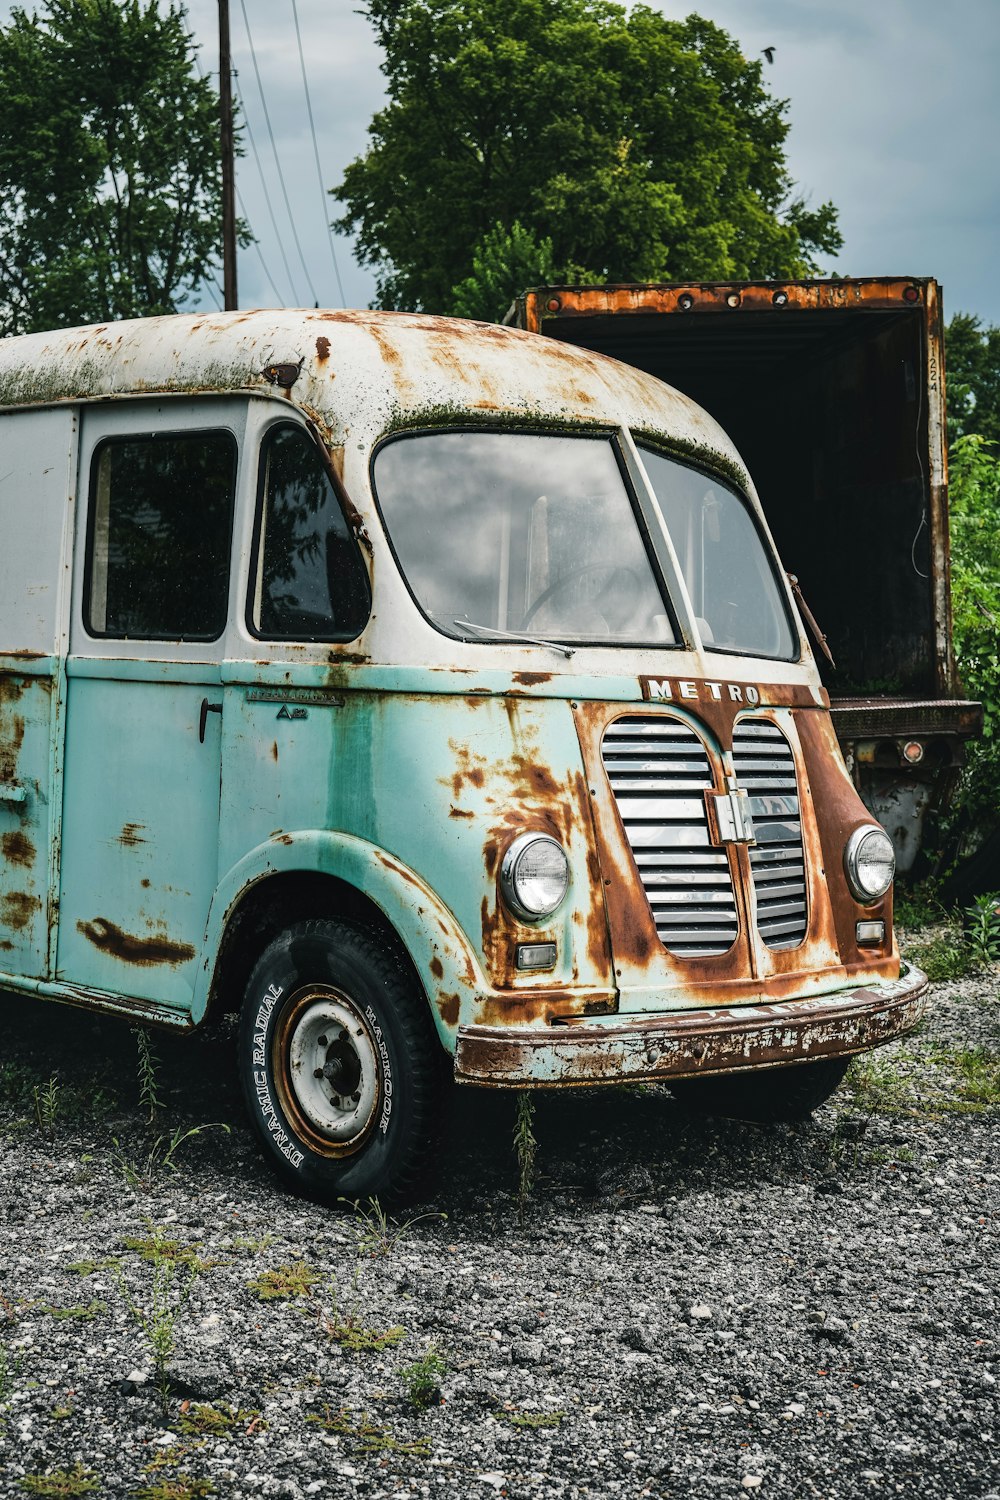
[0,310,927,1202]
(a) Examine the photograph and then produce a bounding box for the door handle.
[199,699,223,743]
[0,782,27,804]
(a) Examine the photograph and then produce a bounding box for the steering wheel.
[522,564,641,630]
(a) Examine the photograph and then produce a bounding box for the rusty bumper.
[454,964,928,1088]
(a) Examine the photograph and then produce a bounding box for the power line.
[290,0,346,306]
[238,0,319,306]
[234,77,300,304]
[237,182,285,305]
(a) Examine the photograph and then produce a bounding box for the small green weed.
[505,1409,565,1429]
[142,1444,206,1476]
[248,1263,319,1301]
[230,1232,273,1255]
[112,1123,231,1190]
[33,1075,60,1141]
[135,1027,164,1124]
[133,1479,216,1500]
[341,1196,445,1258]
[926,1045,1000,1112]
[68,1257,119,1277]
[174,1402,264,1437]
[845,1052,917,1115]
[37,1300,106,1321]
[965,893,1000,968]
[19,1465,100,1496]
[50,1401,74,1421]
[306,1405,431,1457]
[123,1233,215,1273]
[117,1227,201,1415]
[400,1344,446,1409]
[513,1092,537,1222]
[325,1317,406,1354]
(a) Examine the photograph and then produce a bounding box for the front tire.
[669,1056,851,1123]
[238,919,443,1204]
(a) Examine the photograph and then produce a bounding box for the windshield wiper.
[453,617,576,659]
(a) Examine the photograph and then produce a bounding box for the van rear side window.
[86,430,236,640]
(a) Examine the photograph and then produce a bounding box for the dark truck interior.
[532,298,936,700]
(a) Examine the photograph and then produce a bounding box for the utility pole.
[219,0,238,309]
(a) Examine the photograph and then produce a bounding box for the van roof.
[0,308,748,485]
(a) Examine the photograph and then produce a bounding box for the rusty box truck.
[510,277,982,874]
[0,309,926,1202]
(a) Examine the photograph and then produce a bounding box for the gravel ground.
[0,961,998,1500]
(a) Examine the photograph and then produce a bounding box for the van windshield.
[639,447,797,660]
[373,431,674,646]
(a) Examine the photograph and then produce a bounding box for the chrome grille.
[732,719,808,949]
[601,716,739,957]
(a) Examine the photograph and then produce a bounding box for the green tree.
[450,220,560,322]
[335,0,842,314]
[947,434,1000,844]
[0,0,230,335]
[946,313,1000,448]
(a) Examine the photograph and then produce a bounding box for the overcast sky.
[5,0,999,326]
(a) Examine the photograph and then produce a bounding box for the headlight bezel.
[499,832,571,923]
[844,824,895,904]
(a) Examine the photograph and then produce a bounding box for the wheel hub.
[281,989,381,1149]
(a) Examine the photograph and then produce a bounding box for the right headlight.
[844,824,895,903]
[500,833,570,922]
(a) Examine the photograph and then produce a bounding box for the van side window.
[250,424,370,641]
[86,431,236,640]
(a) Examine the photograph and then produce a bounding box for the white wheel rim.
[285,991,380,1145]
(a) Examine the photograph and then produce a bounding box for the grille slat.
[733,720,808,950]
[602,715,739,958]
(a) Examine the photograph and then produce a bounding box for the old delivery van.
[0,310,927,1202]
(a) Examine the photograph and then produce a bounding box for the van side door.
[54,400,246,1015]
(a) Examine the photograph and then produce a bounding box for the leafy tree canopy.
[946,313,1000,449]
[942,435,1000,856]
[0,0,232,335]
[335,0,842,316]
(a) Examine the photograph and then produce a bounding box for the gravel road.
[0,963,997,1500]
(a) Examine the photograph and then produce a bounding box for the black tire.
[238,919,444,1205]
[669,1056,851,1124]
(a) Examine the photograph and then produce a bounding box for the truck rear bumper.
[454,964,928,1088]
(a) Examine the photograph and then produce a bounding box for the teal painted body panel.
[56,664,224,1008]
[214,671,612,1040]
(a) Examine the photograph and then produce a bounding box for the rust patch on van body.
[2,892,42,930]
[76,918,196,967]
[315,335,331,361]
[2,830,35,866]
[438,992,461,1027]
[117,823,146,847]
[570,688,896,1008]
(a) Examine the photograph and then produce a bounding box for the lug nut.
[313,1067,324,1078]
[317,1034,328,1047]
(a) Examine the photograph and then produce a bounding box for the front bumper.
[454,964,928,1088]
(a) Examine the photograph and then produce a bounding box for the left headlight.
[500,833,570,922]
[844,824,895,903]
